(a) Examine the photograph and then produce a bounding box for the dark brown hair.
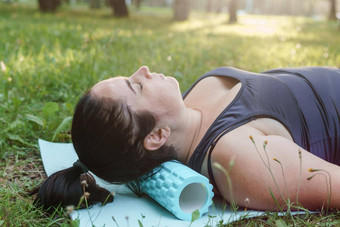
[31,91,177,210]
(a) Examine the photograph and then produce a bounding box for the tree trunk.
[110,0,129,17]
[214,0,223,13]
[229,0,237,24]
[281,0,292,15]
[90,0,101,9]
[246,0,253,13]
[306,0,315,16]
[38,0,61,12]
[173,0,190,21]
[133,0,142,10]
[329,0,337,20]
[206,0,213,12]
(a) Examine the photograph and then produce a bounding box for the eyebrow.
[125,79,136,94]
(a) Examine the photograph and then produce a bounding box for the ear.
[143,127,171,151]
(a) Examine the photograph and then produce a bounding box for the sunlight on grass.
[166,12,339,71]
[170,14,302,37]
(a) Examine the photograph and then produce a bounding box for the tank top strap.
[182,67,254,99]
[185,67,303,175]
[185,67,258,173]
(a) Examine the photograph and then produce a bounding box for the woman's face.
[92,66,184,121]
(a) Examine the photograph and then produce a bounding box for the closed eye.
[137,82,143,90]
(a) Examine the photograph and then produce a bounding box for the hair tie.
[73,159,89,173]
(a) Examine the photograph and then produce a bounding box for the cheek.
[153,88,173,103]
[141,83,179,109]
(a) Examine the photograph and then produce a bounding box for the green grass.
[0,2,339,226]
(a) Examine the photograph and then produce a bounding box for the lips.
[155,73,165,80]
[159,74,166,80]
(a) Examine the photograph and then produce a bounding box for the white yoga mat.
[38,139,264,227]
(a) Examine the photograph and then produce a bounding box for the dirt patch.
[0,152,46,191]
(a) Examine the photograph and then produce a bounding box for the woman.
[32,66,340,211]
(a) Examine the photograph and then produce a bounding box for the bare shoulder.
[184,76,240,105]
[193,76,240,91]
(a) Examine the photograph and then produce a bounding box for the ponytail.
[30,165,114,211]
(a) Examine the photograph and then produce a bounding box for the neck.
[168,107,203,164]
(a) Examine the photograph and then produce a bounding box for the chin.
[168,76,179,87]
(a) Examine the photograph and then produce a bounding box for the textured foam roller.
[140,161,214,221]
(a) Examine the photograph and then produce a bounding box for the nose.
[134,66,152,79]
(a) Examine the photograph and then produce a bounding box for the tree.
[110,0,128,17]
[229,0,237,23]
[132,0,142,10]
[306,0,316,16]
[206,0,214,12]
[173,0,190,21]
[329,0,337,20]
[38,0,61,12]
[214,0,224,13]
[90,0,101,9]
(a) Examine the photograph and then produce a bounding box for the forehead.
[91,77,128,98]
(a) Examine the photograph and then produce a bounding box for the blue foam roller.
[140,161,214,221]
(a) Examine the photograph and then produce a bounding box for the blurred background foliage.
[1,0,339,21]
[0,0,339,225]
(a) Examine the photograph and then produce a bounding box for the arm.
[210,125,340,210]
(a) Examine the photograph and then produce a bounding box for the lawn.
[0,2,339,226]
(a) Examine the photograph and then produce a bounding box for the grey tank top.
[182,67,340,192]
